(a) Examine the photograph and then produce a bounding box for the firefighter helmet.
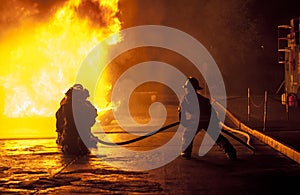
[183,76,203,90]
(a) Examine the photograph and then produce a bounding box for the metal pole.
[263,91,268,131]
[247,88,250,121]
[285,89,289,120]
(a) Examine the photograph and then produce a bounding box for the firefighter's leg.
[216,133,237,160]
[77,135,90,155]
[181,127,197,158]
[56,132,62,145]
[181,140,194,158]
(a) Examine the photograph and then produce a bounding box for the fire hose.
[95,121,255,152]
[219,122,255,152]
[96,122,180,146]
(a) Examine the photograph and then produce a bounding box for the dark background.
[118,0,300,95]
[1,0,300,96]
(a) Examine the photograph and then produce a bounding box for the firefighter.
[179,77,237,160]
[56,84,98,155]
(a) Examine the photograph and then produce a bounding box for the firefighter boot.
[181,142,193,159]
[216,135,237,160]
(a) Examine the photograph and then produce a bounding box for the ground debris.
[77,179,163,193]
[60,168,146,176]
[0,166,10,172]
[13,171,47,175]
[6,176,81,190]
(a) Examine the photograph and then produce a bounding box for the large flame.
[0,0,121,138]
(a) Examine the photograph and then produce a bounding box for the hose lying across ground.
[95,121,255,152]
[220,122,255,152]
[96,122,180,146]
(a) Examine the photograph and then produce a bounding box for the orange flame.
[0,0,121,118]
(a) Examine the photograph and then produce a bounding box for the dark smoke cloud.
[119,0,300,95]
[0,0,116,39]
[2,0,299,95]
[0,0,64,26]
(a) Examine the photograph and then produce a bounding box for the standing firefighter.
[179,77,237,160]
[56,84,98,155]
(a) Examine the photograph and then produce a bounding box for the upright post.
[285,90,289,120]
[263,91,268,131]
[247,88,251,121]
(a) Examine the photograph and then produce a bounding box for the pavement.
[222,95,300,164]
[1,95,300,194]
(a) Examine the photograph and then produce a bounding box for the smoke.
[118,0,289,95]
[0,0,57,38]
[0,0,120,40]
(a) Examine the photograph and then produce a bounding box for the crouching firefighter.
[56,84,98,155]
[179,77,237,160]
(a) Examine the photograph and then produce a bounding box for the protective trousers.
[182,126,236,160]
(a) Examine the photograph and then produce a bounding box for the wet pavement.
[0,98,300,194]
[1,130,299,194]
[0,139,163,194]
